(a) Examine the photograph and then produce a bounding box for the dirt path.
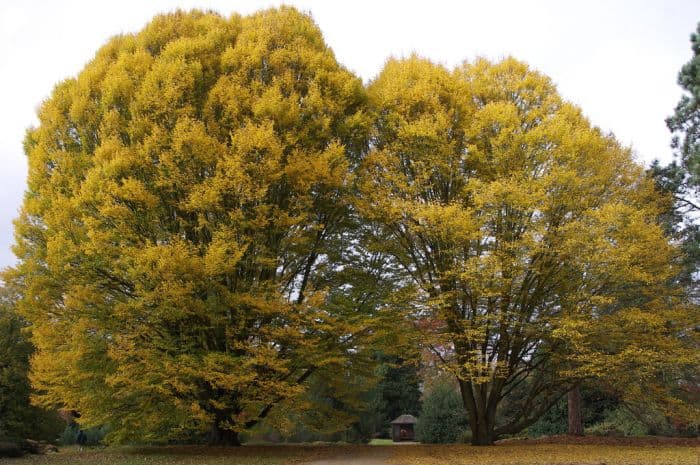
[303,447,395,465]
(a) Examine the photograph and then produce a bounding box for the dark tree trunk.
[459,379,496,446]
[470,427,496,446]
[210,421,241,446]
[567,384,584,436]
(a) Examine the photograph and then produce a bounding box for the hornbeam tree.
[8,7,393,444]
[357,56,696,445]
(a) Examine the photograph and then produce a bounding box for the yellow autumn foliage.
[9,7,391,444]
[7,7,696,448]
[357,55,697,444]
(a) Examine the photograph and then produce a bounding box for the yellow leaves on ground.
[390,444,700,465]
[11,444,699,465]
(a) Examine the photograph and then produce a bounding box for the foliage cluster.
[58,424,108,446]
[8,6,405,445]
[358,54,698,444]
[584,407,650,437]
[0,286,34,439]
[667,22,700,191]
[525,386,617,437]
[363,356,422,440]
[415,376,468,444]
[0,285,63,441]
[652,21,700,299]
[239,356,421,443]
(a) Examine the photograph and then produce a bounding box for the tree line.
[1,7,698,447]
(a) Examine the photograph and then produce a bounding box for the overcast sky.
[1,0,699,270]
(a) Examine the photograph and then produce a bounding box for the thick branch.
[244,367,315,429]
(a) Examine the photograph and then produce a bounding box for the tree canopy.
[667,21,700,190]
[356,55,696,445]
[0,283,63,441]
[7,7,697,447]
[9,7,397,444]
[652,21,700,298]
[415,375,468,444]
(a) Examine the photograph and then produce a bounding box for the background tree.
[0,281,63,441]
[526,385,618,437]
[648,160,700,298]
[0,282,34,440]
[415,374,468,444]
[357,55,693,445]
[667,21,700,193]
[8,7,394,444]
[567,385,583,436]
[640,21,700,434]
[370,356,422,437]
[650,21,700,299]
[251,248,417,444]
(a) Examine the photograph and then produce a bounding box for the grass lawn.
[0,445,329,465]
[1,439,698,465]
[368,439,395,445]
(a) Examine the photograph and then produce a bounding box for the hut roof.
[390,414,417,424]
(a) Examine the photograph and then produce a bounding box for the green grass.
[368,439,394,446]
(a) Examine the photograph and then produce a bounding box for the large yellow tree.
[357,56,697,445]
[9,8,396,444]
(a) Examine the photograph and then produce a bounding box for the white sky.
[1,0,699,270]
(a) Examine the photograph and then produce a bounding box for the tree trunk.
[459,379,497,446]
[210,421,241,446]
[567,384,584,436]
[470,427,496,446]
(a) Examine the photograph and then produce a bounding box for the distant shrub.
[416,377,469,443]
[59,424,108,446]
[587,407,649,437]
[525,387,620,438]
[525,396,568,437]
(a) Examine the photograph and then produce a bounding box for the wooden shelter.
[390,414,417,442]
